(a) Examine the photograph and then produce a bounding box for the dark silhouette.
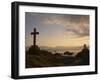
[26,45,40,54]
[75,44,89,65]
[64,51,73,56]
[26,44,89,68]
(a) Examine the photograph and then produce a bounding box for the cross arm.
[31,32,39,35]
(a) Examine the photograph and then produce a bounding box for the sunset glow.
[25,12,89,48]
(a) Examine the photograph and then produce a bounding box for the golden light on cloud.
[37,36,89,47]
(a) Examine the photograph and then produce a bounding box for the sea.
[40,46,83,55]
[26,46,85,56]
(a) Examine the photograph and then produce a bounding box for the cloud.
[42,14,89,38]
[65,22,89,37]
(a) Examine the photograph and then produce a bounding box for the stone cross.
[31,28,39,46]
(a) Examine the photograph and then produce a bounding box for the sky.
[25,12,89,48]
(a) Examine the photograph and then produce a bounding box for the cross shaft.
[31,28,39,46]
